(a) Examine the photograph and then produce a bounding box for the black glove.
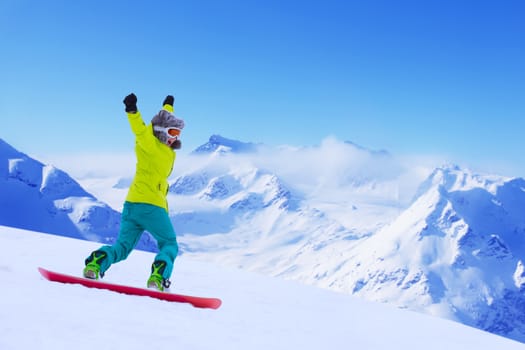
[163,95,174,106]
[123,93,137,113]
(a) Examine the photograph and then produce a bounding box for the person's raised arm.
[123,93,147,136]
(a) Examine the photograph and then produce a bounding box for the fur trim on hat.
[151,110,185,143]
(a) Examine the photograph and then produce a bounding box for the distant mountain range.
[2,135,525,343]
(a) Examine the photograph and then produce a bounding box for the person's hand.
[163,95,174,106]
[123,93,137,113]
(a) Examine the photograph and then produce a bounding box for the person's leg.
[85,202,144,277]
[140,204,179,281]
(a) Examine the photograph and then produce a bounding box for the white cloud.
[175,136,442,206]
[38,136,451,207]
[38,152,135,179]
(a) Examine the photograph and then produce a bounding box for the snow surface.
[1,225,524,350]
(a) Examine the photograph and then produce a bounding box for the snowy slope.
[338,165,525,341]
[1,225,524,350]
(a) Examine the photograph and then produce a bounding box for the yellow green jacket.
[125,105,176,211]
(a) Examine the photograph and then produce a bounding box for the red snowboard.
[38,267,222,309]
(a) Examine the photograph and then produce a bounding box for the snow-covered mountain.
[166,136,525,343]
[4,135,525,344]
[192,134,260,154]
[341,166,525,340]
[0,138,156,250]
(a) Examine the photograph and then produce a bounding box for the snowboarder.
[83,93,185,291]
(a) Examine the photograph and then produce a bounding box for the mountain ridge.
[0,138,155,250]
[191,134,260,154]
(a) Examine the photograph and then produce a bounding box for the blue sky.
[1,0,524,176]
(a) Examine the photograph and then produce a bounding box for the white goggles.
[154,126,181,140]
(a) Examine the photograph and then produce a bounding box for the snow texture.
[1,226,524,350]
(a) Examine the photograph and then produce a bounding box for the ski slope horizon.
[2,226,524,350]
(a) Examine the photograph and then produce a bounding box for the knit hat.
[151,110,185,144]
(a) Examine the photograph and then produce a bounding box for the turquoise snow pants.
[95,201,179,280]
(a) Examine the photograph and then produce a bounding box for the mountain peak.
[344,140,390,156]
[0,138,22,158]
[412,164,509,201]
[192,135,259,155]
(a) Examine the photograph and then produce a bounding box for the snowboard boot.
[83,251,107,279]
[147,261,171,292]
